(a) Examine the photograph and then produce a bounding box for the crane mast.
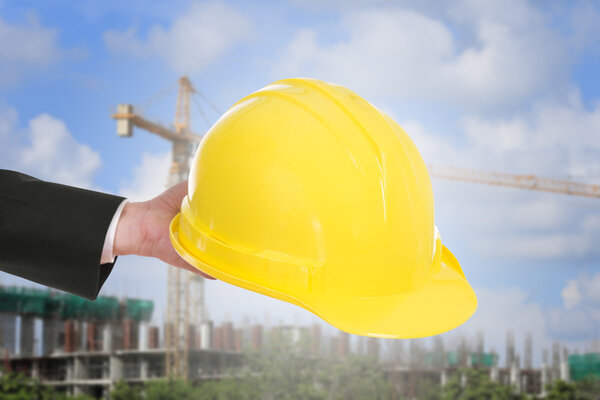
[112,76,204,379]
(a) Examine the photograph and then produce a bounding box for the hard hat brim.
[311,245,477,338]
[170,214,477,338]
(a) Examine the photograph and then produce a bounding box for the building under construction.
[2,285,599,398]
[3,77,599,398]
[0,285,243,397]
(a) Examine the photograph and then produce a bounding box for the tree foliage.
[5,354,600,400]
[416,368,528,400]
[546,377,600,400]
[194,333,392,400]
[0,371,92,400]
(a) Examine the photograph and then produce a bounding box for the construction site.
[1,76,599,399]
[1,284,599,398]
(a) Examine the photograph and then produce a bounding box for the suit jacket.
[0,169,125,300]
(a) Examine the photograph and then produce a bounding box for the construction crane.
[112,76,208,379]
[428,165,600,199]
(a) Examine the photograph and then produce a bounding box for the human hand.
[113,181,214,279]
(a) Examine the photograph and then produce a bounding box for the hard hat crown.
[171,78,477,338]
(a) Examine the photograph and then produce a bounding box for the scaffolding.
[0,286,153,322]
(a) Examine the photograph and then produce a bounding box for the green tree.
[546,380,577,400]
[574,376,600,399]
[110,381,142,400]
[545,377,600,400]
[144,379,201,400]
[440,369,527,400]
[0,371,92,400]
[195,333,392,400]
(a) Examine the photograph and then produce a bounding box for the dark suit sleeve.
[0,169,126,300]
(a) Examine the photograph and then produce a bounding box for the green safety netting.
[424,351,494,368]
[569,353,600,381]
[125,299,154,321]
[0,286,153,322]
[54,294,120,320]
[470,352,494,367]
[447,351,459,366]
[0,286,25,313]
[425,352,446,367]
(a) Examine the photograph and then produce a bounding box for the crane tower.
[112,76,205,379]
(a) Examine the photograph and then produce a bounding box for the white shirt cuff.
[100,199,128,265]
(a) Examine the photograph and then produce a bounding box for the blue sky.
[1,0,600,362]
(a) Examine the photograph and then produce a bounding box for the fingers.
[169,255,216,280]
[181,264,216,280]
[161,181,189,207]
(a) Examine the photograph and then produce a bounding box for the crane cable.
[135,81,179,115]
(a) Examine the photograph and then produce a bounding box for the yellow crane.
[112,76,208,379]
[428,165,600,199]
[111,76,599,379]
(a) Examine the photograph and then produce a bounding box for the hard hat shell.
[170,78,477,338]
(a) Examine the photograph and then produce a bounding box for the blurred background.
[0,0,599,398]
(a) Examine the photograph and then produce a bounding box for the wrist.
[114,201,148,256]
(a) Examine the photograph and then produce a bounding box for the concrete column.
[66,358,75,381]
[20,316,35,357]
[200,321,214,350]
[80,322,88,351]
[74,357,84,380]
[560,347,570,382]
[560,360,570,382]
[440,369,447,386]
[109,355,123,390]
[541,363,549,397]
[31,359,40,380]
[521,374,528,394]
[102,324,113,352]
[141,359,149,380]
[42,317,62,355]
[0,313,17,355]
[139,322,148,350]
[510,360,520,393]
[490,365,499,382]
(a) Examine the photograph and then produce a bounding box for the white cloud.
[19,114,102,188]
[548,272,600,341]
[405,89,600,260]
[0,106,101,188]
[458,90,600,175]
[276,0,571,110]
[0,14,62,86]
[580,273,600,305]
[118,152,171,201]
[104,1,252,73]
[562,280,581,309]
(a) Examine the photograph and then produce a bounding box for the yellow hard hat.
[170,78,477,338]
